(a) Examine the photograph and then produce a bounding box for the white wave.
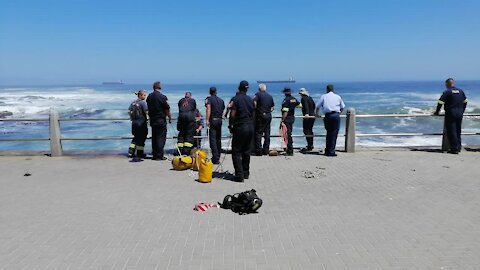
[357,136,441,147]
[401,106,432,115]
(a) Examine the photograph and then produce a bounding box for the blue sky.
[1,0,479,84]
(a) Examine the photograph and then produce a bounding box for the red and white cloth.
[194,203,219,212]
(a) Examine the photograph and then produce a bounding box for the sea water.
[1,81,479,152]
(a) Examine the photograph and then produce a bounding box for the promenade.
[1,150,480,270]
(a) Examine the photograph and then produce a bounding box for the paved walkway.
[1,150,480,270]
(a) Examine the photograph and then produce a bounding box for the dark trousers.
[254,113,272,154]
[209,119,222,163]
[131,121,148,147]
[151,121,167,158]
[445,111,463,151]
[284,120,294,153]
[177,113,195,154]
[232,123,254,178]
[302,118,315,149]
[323,112,340,155]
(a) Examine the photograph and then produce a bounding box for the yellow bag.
[192,149,208,171]
[172,156,193,171]
[198,158,213,183]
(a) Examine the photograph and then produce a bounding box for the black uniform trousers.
[232,123,254,178]
[151,119,167,158]
[131,120,148,147]
[302,118,315,149]
[254,113,272,155]
[323,112,340,155]
[209,119,222,163]
[445,110,463,152]
[177,113,195,153]
[284,119,294,153]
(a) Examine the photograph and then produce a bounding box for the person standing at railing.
[299,88,316,153]
[128,90,148,160]
[280,87,300,156]
[205,86,225,164]
[434,78,468,154]
[147,81,172,161]
[229,80,254,182]
[253,83,274,156]
[177,92,197,155]
[315,84,345,157]
[193,109,204,149]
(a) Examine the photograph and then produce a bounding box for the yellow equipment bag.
[172,156,193,171]
[191,149,208,171]
[198,158,213,183]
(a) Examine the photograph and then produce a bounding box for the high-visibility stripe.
[177,143,184,147]
[129,144,136,148]
[137,146,144,151]
[184,142,194,147]
[438,100,445,105]
[282,107,289,112]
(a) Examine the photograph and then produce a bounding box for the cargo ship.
[102,80,124,85]
[257,76,296,84]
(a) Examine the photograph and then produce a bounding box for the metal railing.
[1,109,480,156]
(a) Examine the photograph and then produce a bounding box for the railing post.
[49,111,63,156]
[345,108,356,153]
[441,118,450,151]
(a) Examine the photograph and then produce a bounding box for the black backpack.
[130,101,144,120]
[221,189,262,214]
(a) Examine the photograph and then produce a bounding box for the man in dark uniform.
[281,87,300,156]
[253,84,274,156]
[146,81,171,160]
[205,86,225,164]
[434,78,468,154]
[229,80,254,182]
[177,92,196,155]
[299,88,316,153]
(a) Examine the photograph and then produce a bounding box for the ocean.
[1,81,480,153]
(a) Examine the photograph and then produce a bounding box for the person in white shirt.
[315,84,345,156]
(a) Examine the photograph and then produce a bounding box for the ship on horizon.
[102,80,124,85]
[257,76,296,84]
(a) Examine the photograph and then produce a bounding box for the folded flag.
[194,203,219,212]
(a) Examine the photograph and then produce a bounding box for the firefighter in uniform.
[128,90,148,160]
[253,83,274,156]
[434,78,468,154]
[299,88,316,153]
[229,80,254,182]
[147,81,171,161]
[177,92,197,155]
[205,86,225,164]
[281,87,300,156]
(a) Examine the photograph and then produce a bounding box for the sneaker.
[234,176,244,182]
[152,156,167,161]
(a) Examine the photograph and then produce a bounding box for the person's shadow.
[213,171,237,182]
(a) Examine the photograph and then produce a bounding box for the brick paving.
[1,150,480,270]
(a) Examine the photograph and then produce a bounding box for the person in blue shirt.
[229,81,254,182]
[315,84,345,157]
[434,78,468,154]
[128,90,148,160]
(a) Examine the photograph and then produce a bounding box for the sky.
[1,0,480,85]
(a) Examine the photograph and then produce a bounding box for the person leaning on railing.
[433,78,468,154]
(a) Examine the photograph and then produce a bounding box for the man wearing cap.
[177,92,197,155]
[147,81,172,160]
[253,84,275,156]
[315,84,345,157]
[229,80,254,182]
[205,86,225,164]
[434,78,468,154]
[299,88,316,153]
[281,87,300,156]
